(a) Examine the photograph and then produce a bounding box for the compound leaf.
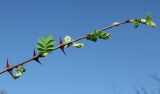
[37,34,55,55]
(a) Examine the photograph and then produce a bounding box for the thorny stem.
[0,19,133,75]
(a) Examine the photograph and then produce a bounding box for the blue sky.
[0,0,159,94]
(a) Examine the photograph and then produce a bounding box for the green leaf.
[72,42,84,48]
[14,71,22,79]
[45,34,53,45]
[142,13,156,28]
[86,34,97,42]
[46,40,55,47]
[99,33,111,39]
[92,37,97,42]
[146,21,156,27]
[38,38,45,46]
[14,65,26,79]
[37,42,46,50]
[37,47,46,53]
[46,45,54,49]
[37,34,55,55]
[18,65,26,72]
[93,30,102,37]
[133,19,140,28]
[146,12,152,21]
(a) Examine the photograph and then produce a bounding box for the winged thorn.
[6,59,14,79]
[59,37,66,55]
[33,49,41,64]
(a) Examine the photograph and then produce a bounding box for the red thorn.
[33,49,41,64]
[6,59,15,79]
[33,49,36,56]
[60,37,63,44]
[34,58,41,64]
[6,59,10,68]
[59,37,66,56]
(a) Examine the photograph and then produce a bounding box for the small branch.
[0,19,133,76]
[0,55,39,75]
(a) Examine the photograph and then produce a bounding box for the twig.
[0,19,133,76]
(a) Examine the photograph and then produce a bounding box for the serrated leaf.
[45,34,53,45]
[46,48,53,54]
[37,34,55,55]
[46,40,54,47]
[38,38,45,46]
[37,42,45,48]
[37,47,46,52]
[46,45,54,49]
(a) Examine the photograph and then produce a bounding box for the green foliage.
[146,13,152,21]
[64,36,84,48]
[145,20,156,28]
[64,36,72,42]
[133,13,156,28]
[86,34,97,42]
[142,13,156,27]
[14,65,26,79]
[86,30,111,42]
[64,36,72,48]
[133,19,140,28]
[99,33,111,39]
[94,30,103,37]
[37,34,55,56]
[72,42,84,48]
